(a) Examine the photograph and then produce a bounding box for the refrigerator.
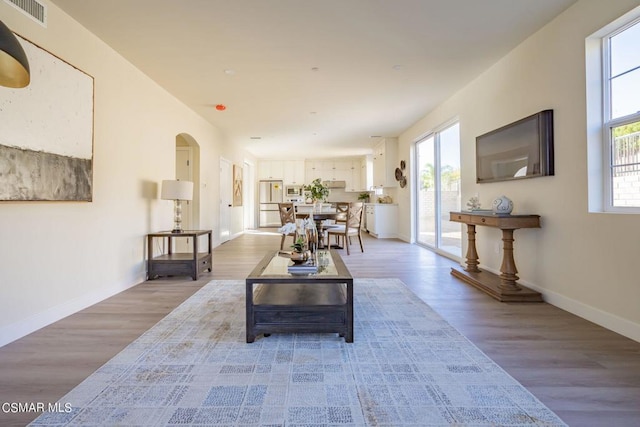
[259,180,284,227]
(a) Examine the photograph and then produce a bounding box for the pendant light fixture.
[0,19,30,88]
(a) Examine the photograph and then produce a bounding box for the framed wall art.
[233,164,243,206]
[0,35,94,201]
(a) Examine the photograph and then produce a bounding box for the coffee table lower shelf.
[246,282,352,343]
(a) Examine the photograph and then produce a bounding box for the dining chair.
[278,202,296,250]
[327,202,364,255]
[322,202,350,246]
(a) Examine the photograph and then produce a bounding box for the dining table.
[296,210,343,249]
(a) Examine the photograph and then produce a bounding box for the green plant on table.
[291,236,306,253]
[304,178,329,202]
[358,192,370,202]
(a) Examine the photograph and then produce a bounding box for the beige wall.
[398,0,640,341]
[0,3,251,345]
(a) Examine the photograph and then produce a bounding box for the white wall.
[0,2,248,346]
[398,0,640,341]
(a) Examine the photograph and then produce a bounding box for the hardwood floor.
[1,230,639,426]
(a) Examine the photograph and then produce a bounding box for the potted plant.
[290,235,309,262]
[304,178,330,203]
[291,235,306,253]
[358,192,370,203]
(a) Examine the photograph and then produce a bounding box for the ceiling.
[51,0,577,159]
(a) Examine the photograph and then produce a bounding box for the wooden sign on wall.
[233,164,243,206]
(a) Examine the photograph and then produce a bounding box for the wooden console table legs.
[498,229,521,292]
[462,225,521,291]
[464,224,480,272]
[450,211,542,303]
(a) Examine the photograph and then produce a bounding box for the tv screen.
[476,110,554,183]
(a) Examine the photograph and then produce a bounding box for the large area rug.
[30,279,566,426]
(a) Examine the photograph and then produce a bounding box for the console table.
[449,211,542,302]
[147,230,212,280]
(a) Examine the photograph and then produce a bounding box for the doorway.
[414,121,462,257]
[174,134,200,251]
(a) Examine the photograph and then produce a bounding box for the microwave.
[285,185,303,196]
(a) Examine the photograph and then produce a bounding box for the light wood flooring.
[1,230,639,426]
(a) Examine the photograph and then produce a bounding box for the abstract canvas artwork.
[0,35,94,201]
[233,164,243,206]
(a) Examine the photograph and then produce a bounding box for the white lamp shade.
[161,180,193,200]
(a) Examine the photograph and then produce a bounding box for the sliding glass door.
[415,122,461,257]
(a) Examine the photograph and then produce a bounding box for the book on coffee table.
[287,258,318,274]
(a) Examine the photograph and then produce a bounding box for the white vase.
[492,195,513,214]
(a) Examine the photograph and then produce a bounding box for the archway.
[175,133,201,230]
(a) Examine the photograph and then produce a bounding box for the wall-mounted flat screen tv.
[476,109,554,183]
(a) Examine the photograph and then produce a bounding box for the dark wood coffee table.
[245,249,354,343]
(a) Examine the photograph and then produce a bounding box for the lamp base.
[171,229,185,234]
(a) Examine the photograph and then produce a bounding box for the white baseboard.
[0,278,142,348]
[477,264,640,343]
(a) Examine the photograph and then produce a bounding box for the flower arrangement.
[304,178,329,202]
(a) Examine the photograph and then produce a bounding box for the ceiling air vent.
[4,0,47,27]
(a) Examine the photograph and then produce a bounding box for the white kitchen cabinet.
[346,159,363,191]
[305,157,366,190]
[372,138,398,188]
[365,203,398,238]
[258,160,284,180]
[283,160,305,185]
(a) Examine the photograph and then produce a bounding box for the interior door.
[219,158,232,243]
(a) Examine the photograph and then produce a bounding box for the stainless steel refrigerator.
[259,180,284,227]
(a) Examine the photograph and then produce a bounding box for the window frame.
[602,18,640,212]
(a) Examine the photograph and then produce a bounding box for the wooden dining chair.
[327,202,364,255]
[278,203,296,250]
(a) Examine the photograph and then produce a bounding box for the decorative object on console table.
[466,195,481,210]
[449,211,542,302]
[492,195,513,214]
[161,180,193,233]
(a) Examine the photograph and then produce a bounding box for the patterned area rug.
[30,279,566,426]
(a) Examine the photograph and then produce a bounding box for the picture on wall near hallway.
[233,164,243,206]
[0,35,94,202]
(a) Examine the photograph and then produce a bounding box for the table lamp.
[161,180,193,233]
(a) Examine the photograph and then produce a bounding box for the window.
[604,19,640,210]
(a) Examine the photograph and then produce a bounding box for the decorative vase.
[290,251,308,262]
[492,195,513,214]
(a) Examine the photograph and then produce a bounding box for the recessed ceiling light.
[392,65,403,71]
[250,136,262,140]
[224,69,236,75]
[311,67,319,72]
[310,111,317,115]
[369,135,382,138]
